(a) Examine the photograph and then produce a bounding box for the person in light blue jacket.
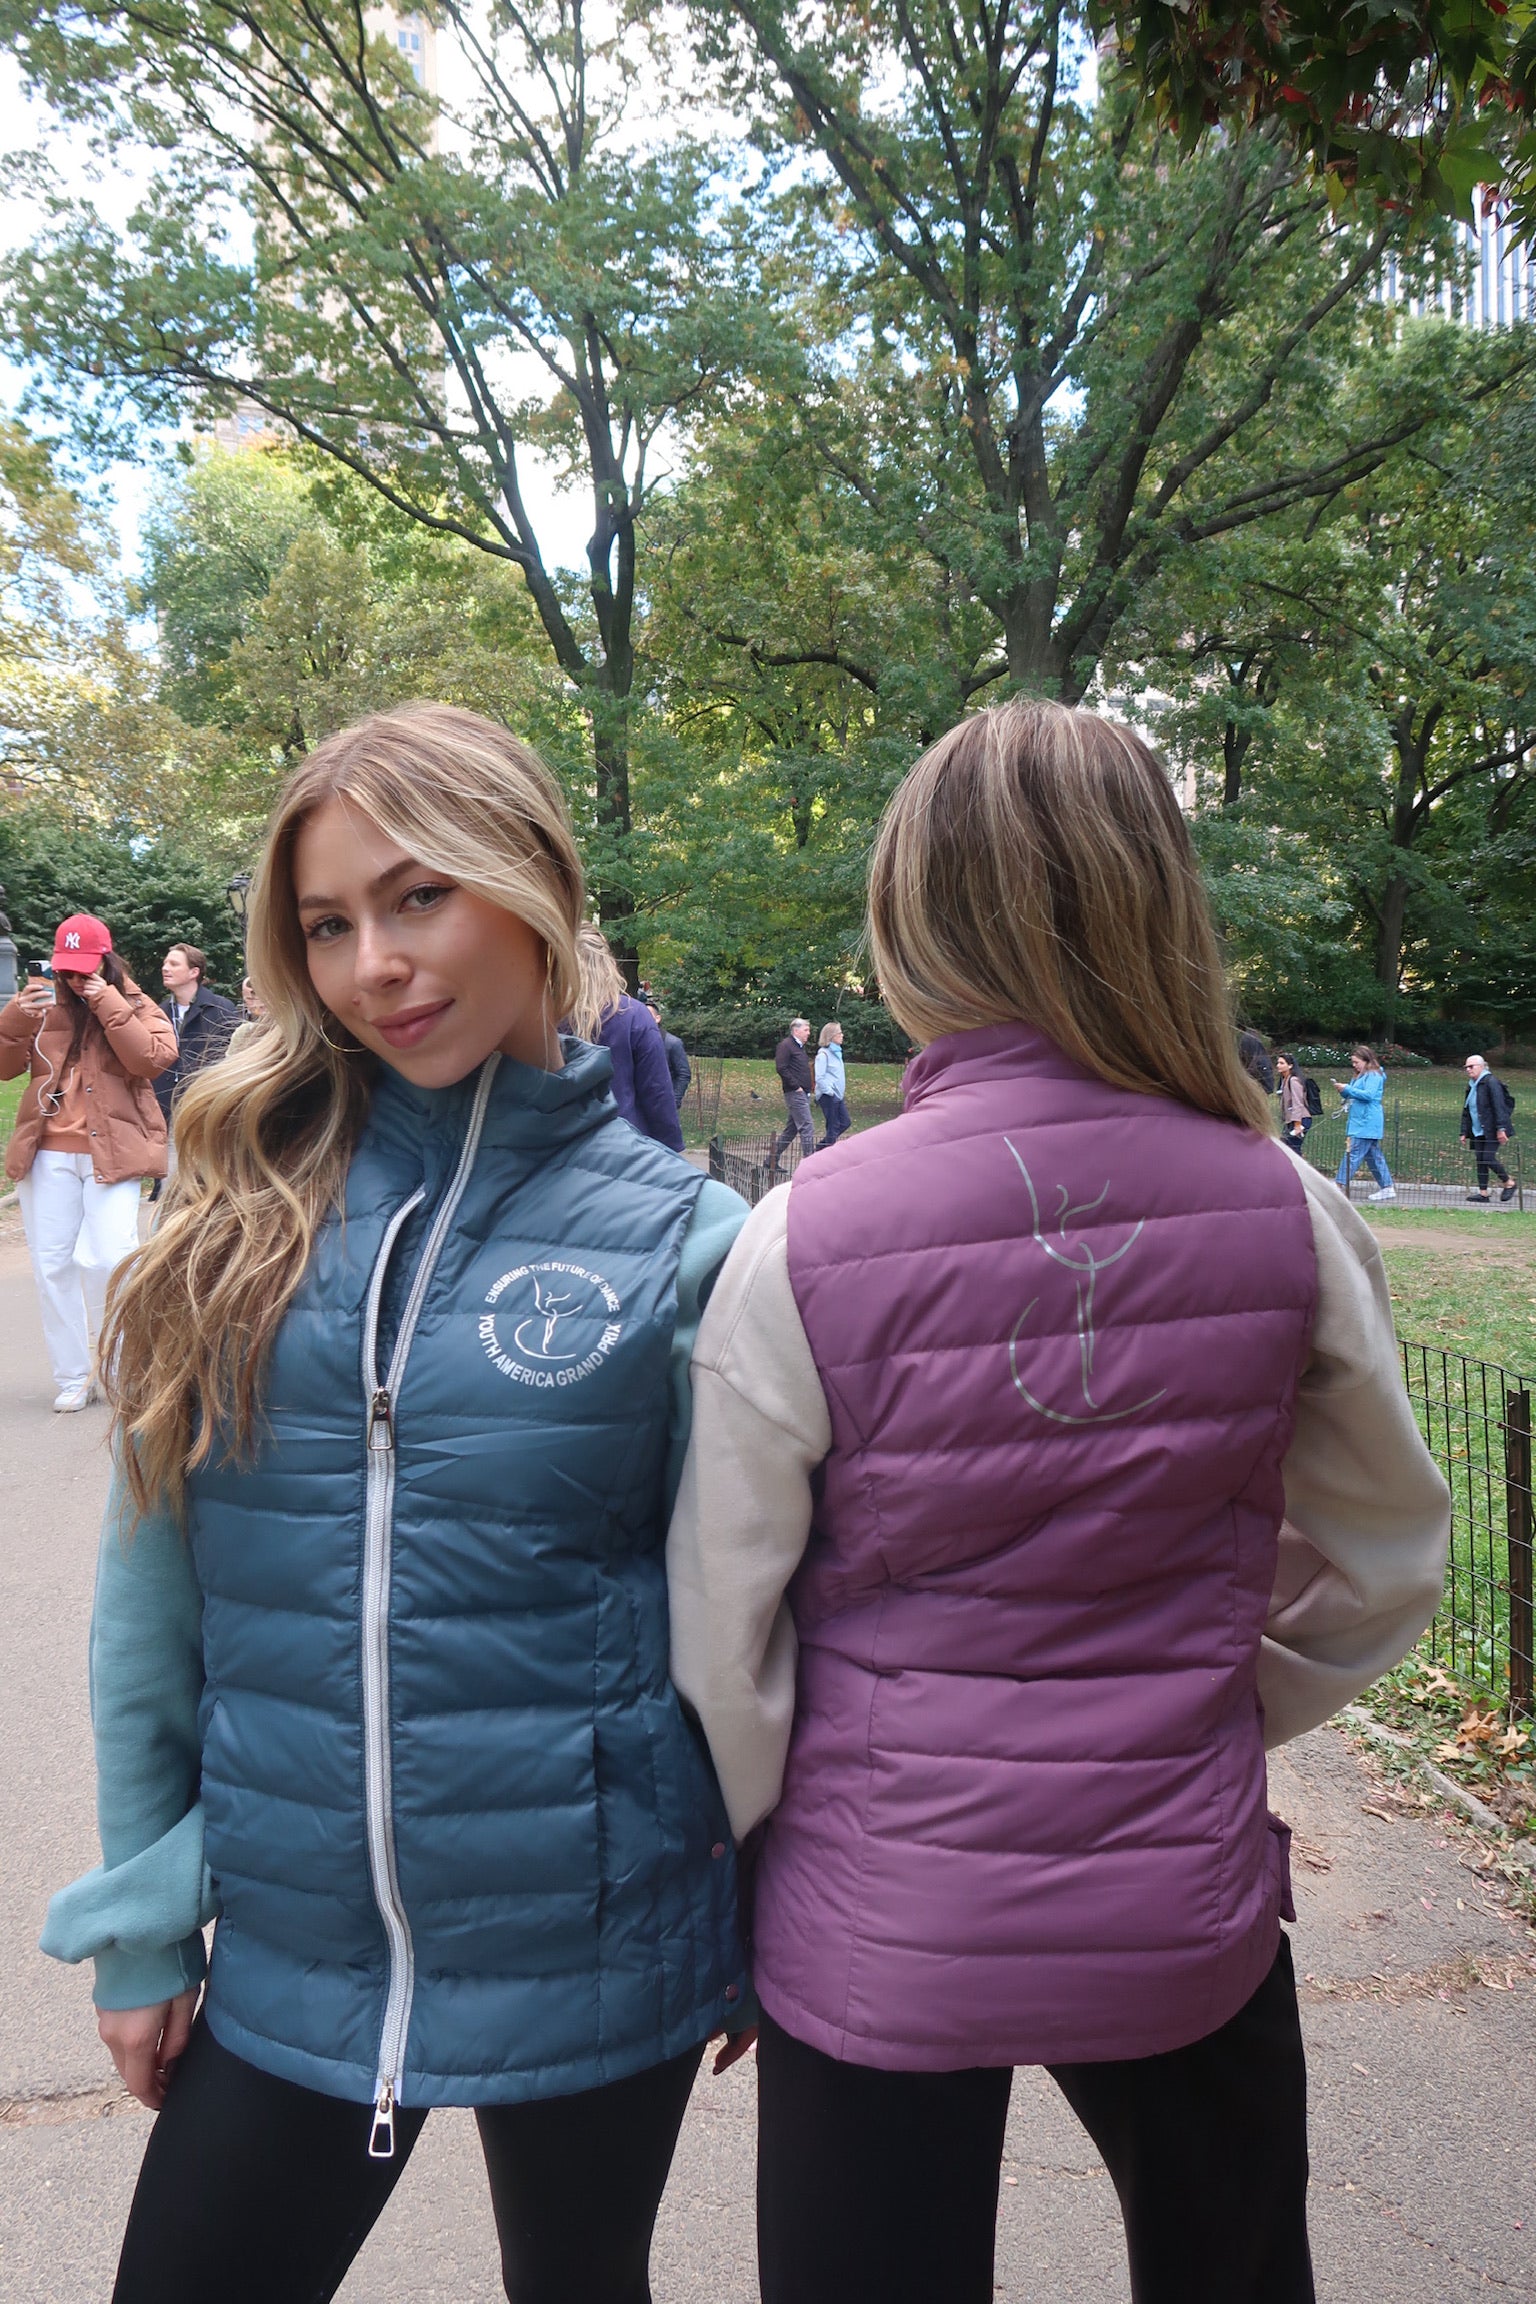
[1332,1044,1396,1202]
[814,1020,850,1149]
[41,704,753,2304]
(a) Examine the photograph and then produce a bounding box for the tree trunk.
[588,690,637,983]
[1374,870,1409,998]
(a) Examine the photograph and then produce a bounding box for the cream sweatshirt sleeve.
[1257,1163,1450,1746]
[666,1162,1451,1840]
[666,1186,827,1842]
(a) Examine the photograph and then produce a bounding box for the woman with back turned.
[669,700,1450,2304]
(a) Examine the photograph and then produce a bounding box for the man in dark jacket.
[1461,1054,1517,1202]
[646,1002,692,1110]
[150,943,240,1198]
[769,1017,815,1176]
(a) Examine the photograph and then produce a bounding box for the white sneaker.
[52,1380,100,1413]
[1366,1188,1397,1203]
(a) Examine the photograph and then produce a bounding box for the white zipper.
[359,1055,500,2158]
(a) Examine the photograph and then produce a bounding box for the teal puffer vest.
[187,1044,745,2131]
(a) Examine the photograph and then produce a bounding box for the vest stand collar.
[902,1021,1096,1111]
[367,1036,616,1162]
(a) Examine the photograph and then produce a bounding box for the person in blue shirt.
[1332,1045,1396,1202]
[813,1020,850,1148]
[41,704,752,2304]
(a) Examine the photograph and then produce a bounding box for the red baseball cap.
[51,914,113,972]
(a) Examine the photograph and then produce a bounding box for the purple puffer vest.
[754,1022,1317,2070]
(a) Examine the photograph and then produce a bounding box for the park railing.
[1399,1342,1533,1718]
[1301,1098,1525,1207]
[707,1128,807,1203]
[685,1056,724,1143]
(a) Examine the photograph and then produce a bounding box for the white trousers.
[16,1150,143,1390]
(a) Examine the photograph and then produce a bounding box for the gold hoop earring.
[317,1023,353,1055]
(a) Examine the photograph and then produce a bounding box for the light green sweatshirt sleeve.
[40,1475,214,2011]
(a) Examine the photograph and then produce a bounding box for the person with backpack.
[40,705,752,2303]
[667,700,1449,2304]
[1274,1052,1319,1153]
[1460,1054,1517,1203]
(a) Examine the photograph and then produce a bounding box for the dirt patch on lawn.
[1368,1224,1536,1261]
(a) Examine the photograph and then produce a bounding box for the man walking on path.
[647,1002,692,1111]
[769,1017,815,1176]
[1461,1053,1517,1202]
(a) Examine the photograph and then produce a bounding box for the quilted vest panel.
[188,1045,745,2109]
[757,1023,1317,2070]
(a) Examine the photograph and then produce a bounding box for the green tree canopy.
[0,0,775,950]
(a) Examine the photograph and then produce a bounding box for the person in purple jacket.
[569,924,685,1153]
[667,701,1451,2304]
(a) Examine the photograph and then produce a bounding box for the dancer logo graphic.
[1003,1138,1166,1427]
[479,1262,622,1390]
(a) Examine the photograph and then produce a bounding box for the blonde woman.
[569,922,686,1152]
[42,705,752,2303]
[813,1021,849,1148]
[669,701,1450,2304]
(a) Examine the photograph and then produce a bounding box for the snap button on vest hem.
[711,1842,725,1859]
[724,1983,740,2003]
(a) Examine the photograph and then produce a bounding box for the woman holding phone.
[0,917,174,1409]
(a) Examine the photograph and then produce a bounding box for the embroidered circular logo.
[479,1261,622,1390]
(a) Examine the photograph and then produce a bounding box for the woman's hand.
[710,2025,758,2076]
[99,1987,199,2109]
[17,980,51,1016]
[71,971,108,1001]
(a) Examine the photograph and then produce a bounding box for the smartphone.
[23,962,55,1003]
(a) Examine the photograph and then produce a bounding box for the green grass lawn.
[0,1075,22,1166]
[1364,1208,1536,1377]
[681,1056,906,1146]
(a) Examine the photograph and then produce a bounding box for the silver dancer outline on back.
[1003,1136,1168,1427]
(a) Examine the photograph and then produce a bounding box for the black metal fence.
[684,1056,724,1143]
[1400,1342,1534,1717]
[706,1128,807,1204]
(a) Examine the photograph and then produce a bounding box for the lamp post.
[225,872,252,949]
[0,883,15,1003]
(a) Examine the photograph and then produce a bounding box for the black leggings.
[757,1936,1314,2304]
[112,2016,703,2304]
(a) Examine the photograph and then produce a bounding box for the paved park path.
[1,1200,1533,2302]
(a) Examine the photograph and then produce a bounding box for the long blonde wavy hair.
[101,703,586,1519]
[867,699,1272,1132]
[568,921,627,1040]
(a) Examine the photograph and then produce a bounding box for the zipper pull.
[367,1388,394,1453]
[368,2080,396,2159]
